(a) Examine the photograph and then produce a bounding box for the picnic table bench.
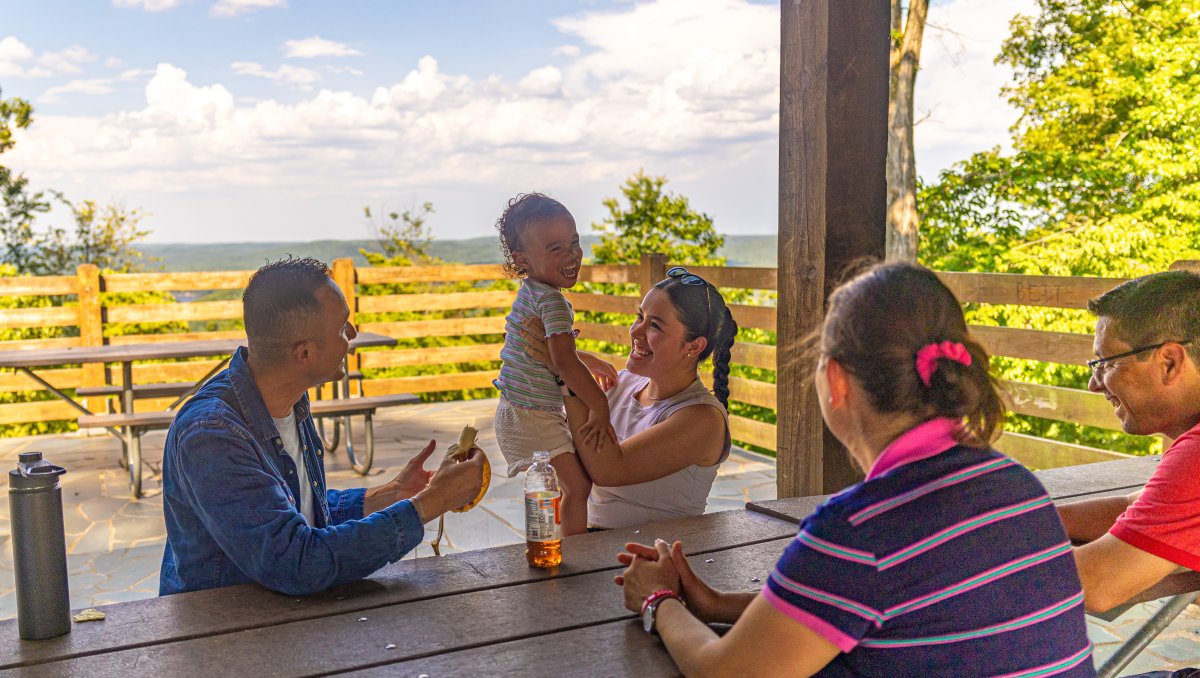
[2,457,1191,676]
[77,393,420,476]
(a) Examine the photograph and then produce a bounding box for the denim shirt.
[159,347,425,596]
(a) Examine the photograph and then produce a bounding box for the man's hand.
[363,439,437,515]
[520,317,553,371]
[410,447,488,523]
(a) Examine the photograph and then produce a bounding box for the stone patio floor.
[1,398,1198,675]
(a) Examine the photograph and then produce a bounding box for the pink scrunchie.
[915,341,972,387]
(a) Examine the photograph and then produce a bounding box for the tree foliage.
[590,171,725,266]
[919,0,1200,455]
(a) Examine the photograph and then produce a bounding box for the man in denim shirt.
[160,257,485,596]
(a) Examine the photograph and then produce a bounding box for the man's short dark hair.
[1088,270,1200,364]
[243,257,334,362]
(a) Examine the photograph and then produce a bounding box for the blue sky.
[1,0,1032,243]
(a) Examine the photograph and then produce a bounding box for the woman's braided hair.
[654,276,739,409]
[495,192,571,278]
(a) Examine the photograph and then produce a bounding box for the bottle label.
[525,492,562,542]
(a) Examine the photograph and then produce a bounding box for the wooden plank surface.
[359,317,506,340]
[747,455,1161,525]
[995,431,1130,470]
[0,306,78,330]
[0,332,392,368]
[680,265,778,291]
[0,274,75,296]
[357,290,516,314]
[937,271,1128,310]
[104,300,242,325]
[102,270,253,293]
[0,511,796,670]
[358,343,503,368]
[1002,379,1124,431]
[971,325,1094,365]
[564,290,640,315]
[356,264,507,285]
[22,538,786,676]
[728,303,776,332]
[353,619,679,678]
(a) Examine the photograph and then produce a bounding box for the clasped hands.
[616,539,725,624]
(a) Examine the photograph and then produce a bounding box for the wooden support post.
[639,253,668,300]
[777,0,890,497]
[331,258,361,376]
[76,264,105,413]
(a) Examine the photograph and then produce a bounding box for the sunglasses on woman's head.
[667,266,709,287]
[666,266,715,335]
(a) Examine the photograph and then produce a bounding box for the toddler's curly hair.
[495,193,572,278]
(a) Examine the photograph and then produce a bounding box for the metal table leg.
[122,361,141,498]
[1097,592,1200,678]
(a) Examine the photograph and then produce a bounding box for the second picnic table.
[0,331,401,497]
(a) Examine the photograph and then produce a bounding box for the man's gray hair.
[242,257,333,363]
[1088,270,1200,365]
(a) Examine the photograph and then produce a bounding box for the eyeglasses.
[1087,340,1193,378]
[666,266,714,335]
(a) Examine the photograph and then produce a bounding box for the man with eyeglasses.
[1057,270,1200,613]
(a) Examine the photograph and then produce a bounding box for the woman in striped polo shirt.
[618,262,1093,677]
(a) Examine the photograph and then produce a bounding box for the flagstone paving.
[0,398,1195,675]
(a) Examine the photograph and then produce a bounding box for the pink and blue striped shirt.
[763,418,1094,676]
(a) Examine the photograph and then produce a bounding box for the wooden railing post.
[331,258,361,379]
[76,264,105,412]
[639,253,668,299]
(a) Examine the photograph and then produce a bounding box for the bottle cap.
[10,452,66,490]
[532,450,550,461]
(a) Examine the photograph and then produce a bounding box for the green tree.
[0,90,50,270]
[362,201,438,267]
[590,171,725,266]
[918,0,1200,455]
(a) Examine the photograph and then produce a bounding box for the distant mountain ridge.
[139,234,779,271]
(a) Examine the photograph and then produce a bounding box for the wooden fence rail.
[0,257,1171,470]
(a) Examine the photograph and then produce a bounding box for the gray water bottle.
[8,451,70,640]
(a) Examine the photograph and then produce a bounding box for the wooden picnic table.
[0,331,397,497]
[0,457,1185,676]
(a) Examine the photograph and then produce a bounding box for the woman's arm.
[621,540,839,678]
[524,317,726,487]
[566,385,726,486]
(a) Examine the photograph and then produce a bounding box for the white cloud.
[0,37,96,78]
[326,65,364,77]
[105,56,124,68]
[3,0,1030,243]
[39,78,116,104]
[552,44,580,57]
[36,45,96,75]
[211,0,286,18]
[231,61,321,89]
[119,68,155,82]
[113,0,182,11]
[283,37,363,59]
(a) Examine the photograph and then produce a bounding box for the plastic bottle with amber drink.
[524,450,562,568]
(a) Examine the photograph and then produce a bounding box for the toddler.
[493,193,617,536]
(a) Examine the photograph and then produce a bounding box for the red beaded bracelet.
[641,589,683,616]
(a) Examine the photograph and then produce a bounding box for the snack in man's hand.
[445,424,490,512]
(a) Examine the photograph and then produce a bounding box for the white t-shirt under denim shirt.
[273,412,314,525]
